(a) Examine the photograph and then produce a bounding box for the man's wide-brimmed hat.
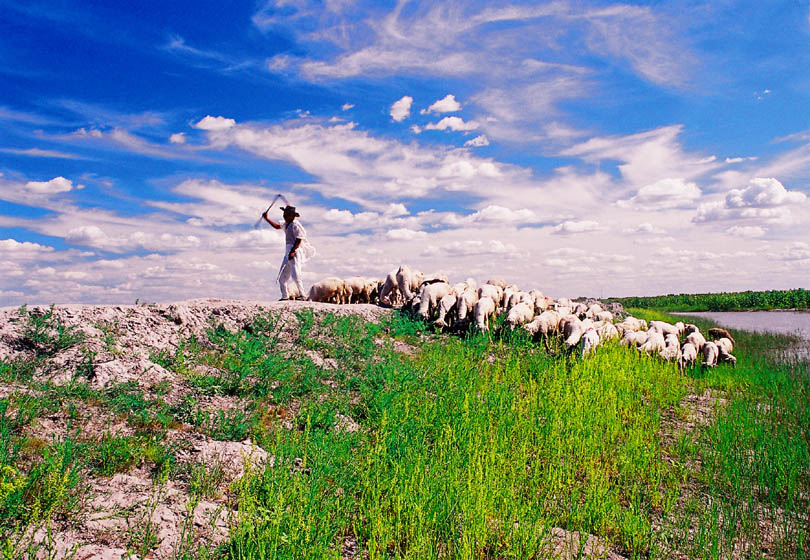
[281,205,300,217]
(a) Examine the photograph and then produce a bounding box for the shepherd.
[262,205,315,300]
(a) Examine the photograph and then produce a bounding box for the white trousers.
[278,253,305,299]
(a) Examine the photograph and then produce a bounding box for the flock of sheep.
[307,265,738,369]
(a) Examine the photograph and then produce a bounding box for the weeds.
[16,305,83,359]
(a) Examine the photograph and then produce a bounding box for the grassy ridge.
[607,288,810,311]
[1,308,808,558]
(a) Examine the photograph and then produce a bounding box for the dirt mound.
[0,299,391,388]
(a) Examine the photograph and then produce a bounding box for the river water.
[672,310,810,340]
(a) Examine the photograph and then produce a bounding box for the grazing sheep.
[524,310,561,339]
[616,316,646,335]
[434,293,458,328]
[621,330,648,348]
[505,302,534,329]
[478,284,502,304]
[649,321,681,337]
[378,269,400,306]
[639,331,666,355]
[686,331,707,353]
[487,278,508,289]
[715,337,734,355]
[396,265,424,301]
[555,306,571,317]
[595,310,614,324]
[572,303,588,319]
[533,294,551,314]
[702,341,719,368]
[560,315,585,348]
[586,303,603,319]
[659,334,681,362]
[683,324,700,336]
[708,328,735,345]
[308,277,345,303]
[679,342,698,371]
[456,289,478,323]
[344,276,371,303]
[581,327,601,356]
[474,296,497,332]
[417,282,452,320]
[715,337,736,366]
[598,322,620,342]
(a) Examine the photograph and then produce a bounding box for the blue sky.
[1,0,809,304]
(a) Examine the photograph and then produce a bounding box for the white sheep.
[478,284,502,304]
[686,331,707,353]
[702,341,719,367]
[560,315,584,348]
[344,276,371,304]
[523,310,561,338]
[595,310,614,324]
[598,322,620,342]
[659,334,681,362]
[649,321,684,337]
[639,331,666,355]
[456,288,479,323]
[715,338,736,366]
[621,330,648,348]
[581,327,600,356]
[308,277,345,303]
[679,342,697,371]
[474,296,497,332]
[378,269,400,305]
[417,282,451,320]
[505,302,534,329]
[396,265,424,301]
[433,293,458,328]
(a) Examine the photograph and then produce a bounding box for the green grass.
[609,287,810,311]
[1,307,807,559]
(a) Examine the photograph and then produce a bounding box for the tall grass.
[225,317,696,558]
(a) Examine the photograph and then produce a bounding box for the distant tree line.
[606,288,810,311]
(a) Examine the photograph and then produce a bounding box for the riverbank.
[1,302,808,559]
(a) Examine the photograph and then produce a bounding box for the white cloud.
[443,205,535,226]
[551,220,601,235]
[725,225,766,238]
[341,103,354,111]
[618,177,701,209]
[425,116,479,132]
[66,225,108,245]
[694,177,808,225]
[214,229,283,249]
[422,94,462,114]
[774,242,810,261]
[0,238,55,255]
[562,125,719,192]
[410,124,422,134]
[464,135,490,147]
[421,239,521,258]
[390,96,413,122]
[0,147,83,159]
[194,115,236,131]
[386,228,426,240]
[25,176,76,194]
[622,222,666,235]
[169,132,187,144]
[725,177,806,208]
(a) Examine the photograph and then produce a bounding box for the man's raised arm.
[262,210,282,229]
